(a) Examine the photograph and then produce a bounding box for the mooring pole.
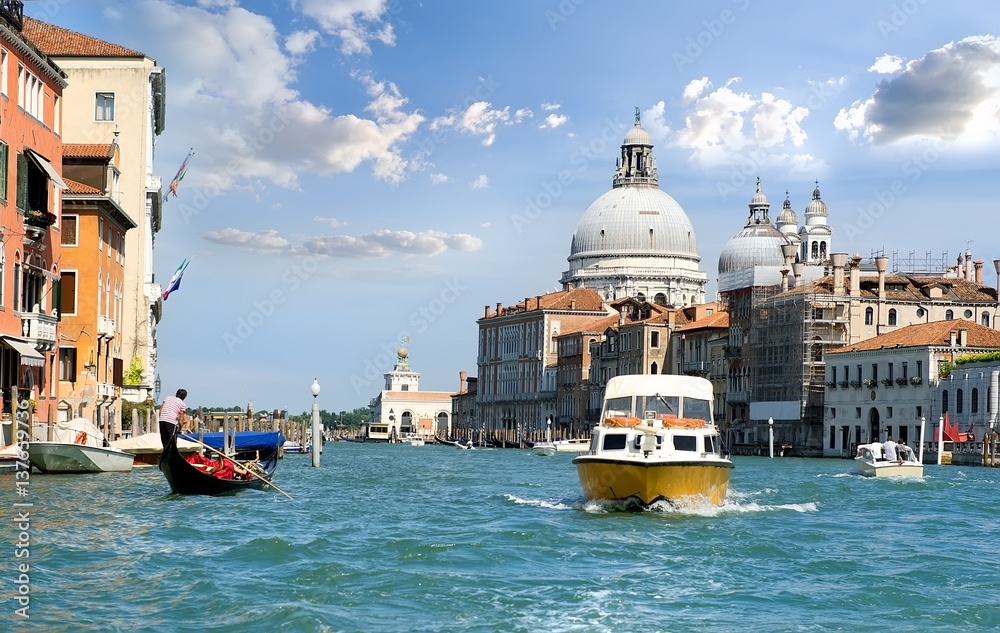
[311,379,321,468]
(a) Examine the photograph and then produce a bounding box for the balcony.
[20,307,57,351]
[98,315,116,339]
[96,382,115,399]
[683,361,709,376]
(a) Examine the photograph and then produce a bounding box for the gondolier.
[158,389,188,448]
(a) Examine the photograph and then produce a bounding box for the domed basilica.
[560,109,707,307]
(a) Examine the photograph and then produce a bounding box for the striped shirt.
[158,396,187,423]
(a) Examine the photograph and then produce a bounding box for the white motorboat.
[406,434,425,446]
[573,375,733,506]
[553,438,592,452]
[532,441,556,456]
[855,443,924,478]
[27,418,134,474]
[456,439,475,450]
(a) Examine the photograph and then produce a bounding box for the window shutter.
[15,152,26,212]
[113,358,123,385]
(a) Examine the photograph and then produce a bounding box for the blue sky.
[28,0,1000,414]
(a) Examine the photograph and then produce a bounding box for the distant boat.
[405,434,426,446]
[533,441,556,456]
[553,438,591,453]
[282,440,307,454]
[855,443,924,478]
[28,418,134,474]
[457,439,475,450]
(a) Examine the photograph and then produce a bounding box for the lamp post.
[311,378,321,468]
[768,417,774,459]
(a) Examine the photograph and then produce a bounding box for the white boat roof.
[603,374,713,401]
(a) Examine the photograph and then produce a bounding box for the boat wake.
[503,493,576,510]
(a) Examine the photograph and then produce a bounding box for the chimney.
[536,296,542,309]
[780,267,790,292]
[781,243,797,267]
[567,282,573,291]
[876,256,888,301]
[966,248,973,281]
[995,259,1000,305]
[792,262,804,288]
[974,261,984,285]
[950,330,957,347]
[524,298,530,311]
[832,253,848,296]
[849,254,862,297]
[484,305,490,318]
[496,302,502,315]
[459,370,467,392]
[958,328,968,347]
[570,299,577,310]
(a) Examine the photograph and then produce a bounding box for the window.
[902,362,908,380]
[60,271,77,315]
[830,427,836,449]
[602,434,627,451]
[673,435,697,452]
[888,363,894,381]
[53,94,60,135]
[59,347,77,382]
[0,49,6,97]
[0,141,6,200]
[916,361,922,380]
[964,309,973,319]
[106,225,111,257]
[957,389,964,414]
[98,218,104,251]
[945,309,954,320]
[972,388,979,414]
[916,406,922,418]
[16,63,22,108]
[856,407,862,418]
[650,330,659,349]
[887,407,893,418]
[856,365,862,383]
[865,307,874,325]
[871,364,878,382]
[831,408,836,418]
[942,390,949,414]
[12,261,18,312]
[61,214,78,246]
[95,92,115,121]
[831,367,837,383]
[888,309,897,326]
[983,312,991,327]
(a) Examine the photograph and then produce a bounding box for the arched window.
[887,309,897,326]
[982,312,990,327]
[811,241,819,259]
[865,307,874,325]
[820,241,827,259]
[972,388,979,414]
[436,412,449,433]
[945,309,954,320]
[942,390,949,414]
[650,361,658,374]
[957,389,964,414]
[653,293,667,306]
[636,292,645,302]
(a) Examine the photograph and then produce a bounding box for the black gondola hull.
[158,423,279,495]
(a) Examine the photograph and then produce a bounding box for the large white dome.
[569,187,698,259]
[718,224,790,274]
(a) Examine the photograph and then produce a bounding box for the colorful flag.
[165,149,194,201]
[162,258,190,300]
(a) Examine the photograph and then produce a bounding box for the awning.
[25,149,69,190]
[0,336,45,368]
[24,262,59,281]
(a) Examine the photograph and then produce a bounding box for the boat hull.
[553,439,591,452]
[533,443,556,456]
[855,458,924,478]
[159,425,278,495]
[574,457,733,506]
[27,442,134,474]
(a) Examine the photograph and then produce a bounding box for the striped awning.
[0,336,45,368]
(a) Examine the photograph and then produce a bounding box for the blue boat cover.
[180,431,285,451]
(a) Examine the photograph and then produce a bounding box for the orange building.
[0,3,66,437]
[58,140,134,436]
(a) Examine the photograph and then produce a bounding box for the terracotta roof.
[382,391,453,401]
[64,144,111,159]
[828,320,1000,354]
[781,274,997,303]
[558,314,621,337]
[484,287,605,318]
[22,17,147,58]
[63,178,100,195]
[675,311,729,332]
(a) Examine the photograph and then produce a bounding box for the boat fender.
[604,417,641,428]
[74,431,88,445]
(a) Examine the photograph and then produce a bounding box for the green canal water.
[3,444,999,632]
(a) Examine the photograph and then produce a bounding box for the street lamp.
[154,375,161,400]
[311,378,321,468]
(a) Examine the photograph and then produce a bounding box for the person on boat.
[158,388,189,448]
[883,435,897,462]
[897,439,914,463]
[865,441,883,461]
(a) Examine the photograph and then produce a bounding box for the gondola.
[158,427,281,495]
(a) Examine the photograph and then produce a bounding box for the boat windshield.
[704,435,718,455]
[682,398,711,422]
[604,396,632,418]
[639,395,678,419]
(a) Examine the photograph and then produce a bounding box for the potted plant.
[827,381,837,389]
[910,376,922,386]
[895,377,907,387]
[863,378,877,389]
[881,378,893,388]
[850,380,861,389]
[839,380,849,388]
[25,209,56,228]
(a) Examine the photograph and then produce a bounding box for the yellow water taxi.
[574,375,733,506]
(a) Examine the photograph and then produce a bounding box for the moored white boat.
[406,433,425,446]
[573,375,733,506]
[532,441,556,456]
[27,418,134,474]
[855,443,924,478]
[553,438,591,452]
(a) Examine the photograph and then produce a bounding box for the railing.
[683,361,709,375]
[21,307,57,351]
[96,382,115,398]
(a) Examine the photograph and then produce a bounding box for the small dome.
[750,180,768,208]
[777,195,797,226]
[623,122,651,146]
[718,223,790,274]
[805,184,827,216]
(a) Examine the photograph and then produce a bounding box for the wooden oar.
[179,435,293,500]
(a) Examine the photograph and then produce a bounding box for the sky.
[26,0,1000,415]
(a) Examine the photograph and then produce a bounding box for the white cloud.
[642,101,671,140]
[313,216,347,228]
[470,174,489,189]
[513,108,534,123]
[868,54,904,74]
[429,173,451,184]
[431,101,510,146]
[302,230,484,258]
[541,102,561,111]
[668,77,822,173]
[285,29,319,55]
[682,77,711,104]
[481,222,492,228]
[202,228,290,253]
[119,2,424,189]
[837,36,1000,144]
[538,113,568,129]
[294,0,395,55]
